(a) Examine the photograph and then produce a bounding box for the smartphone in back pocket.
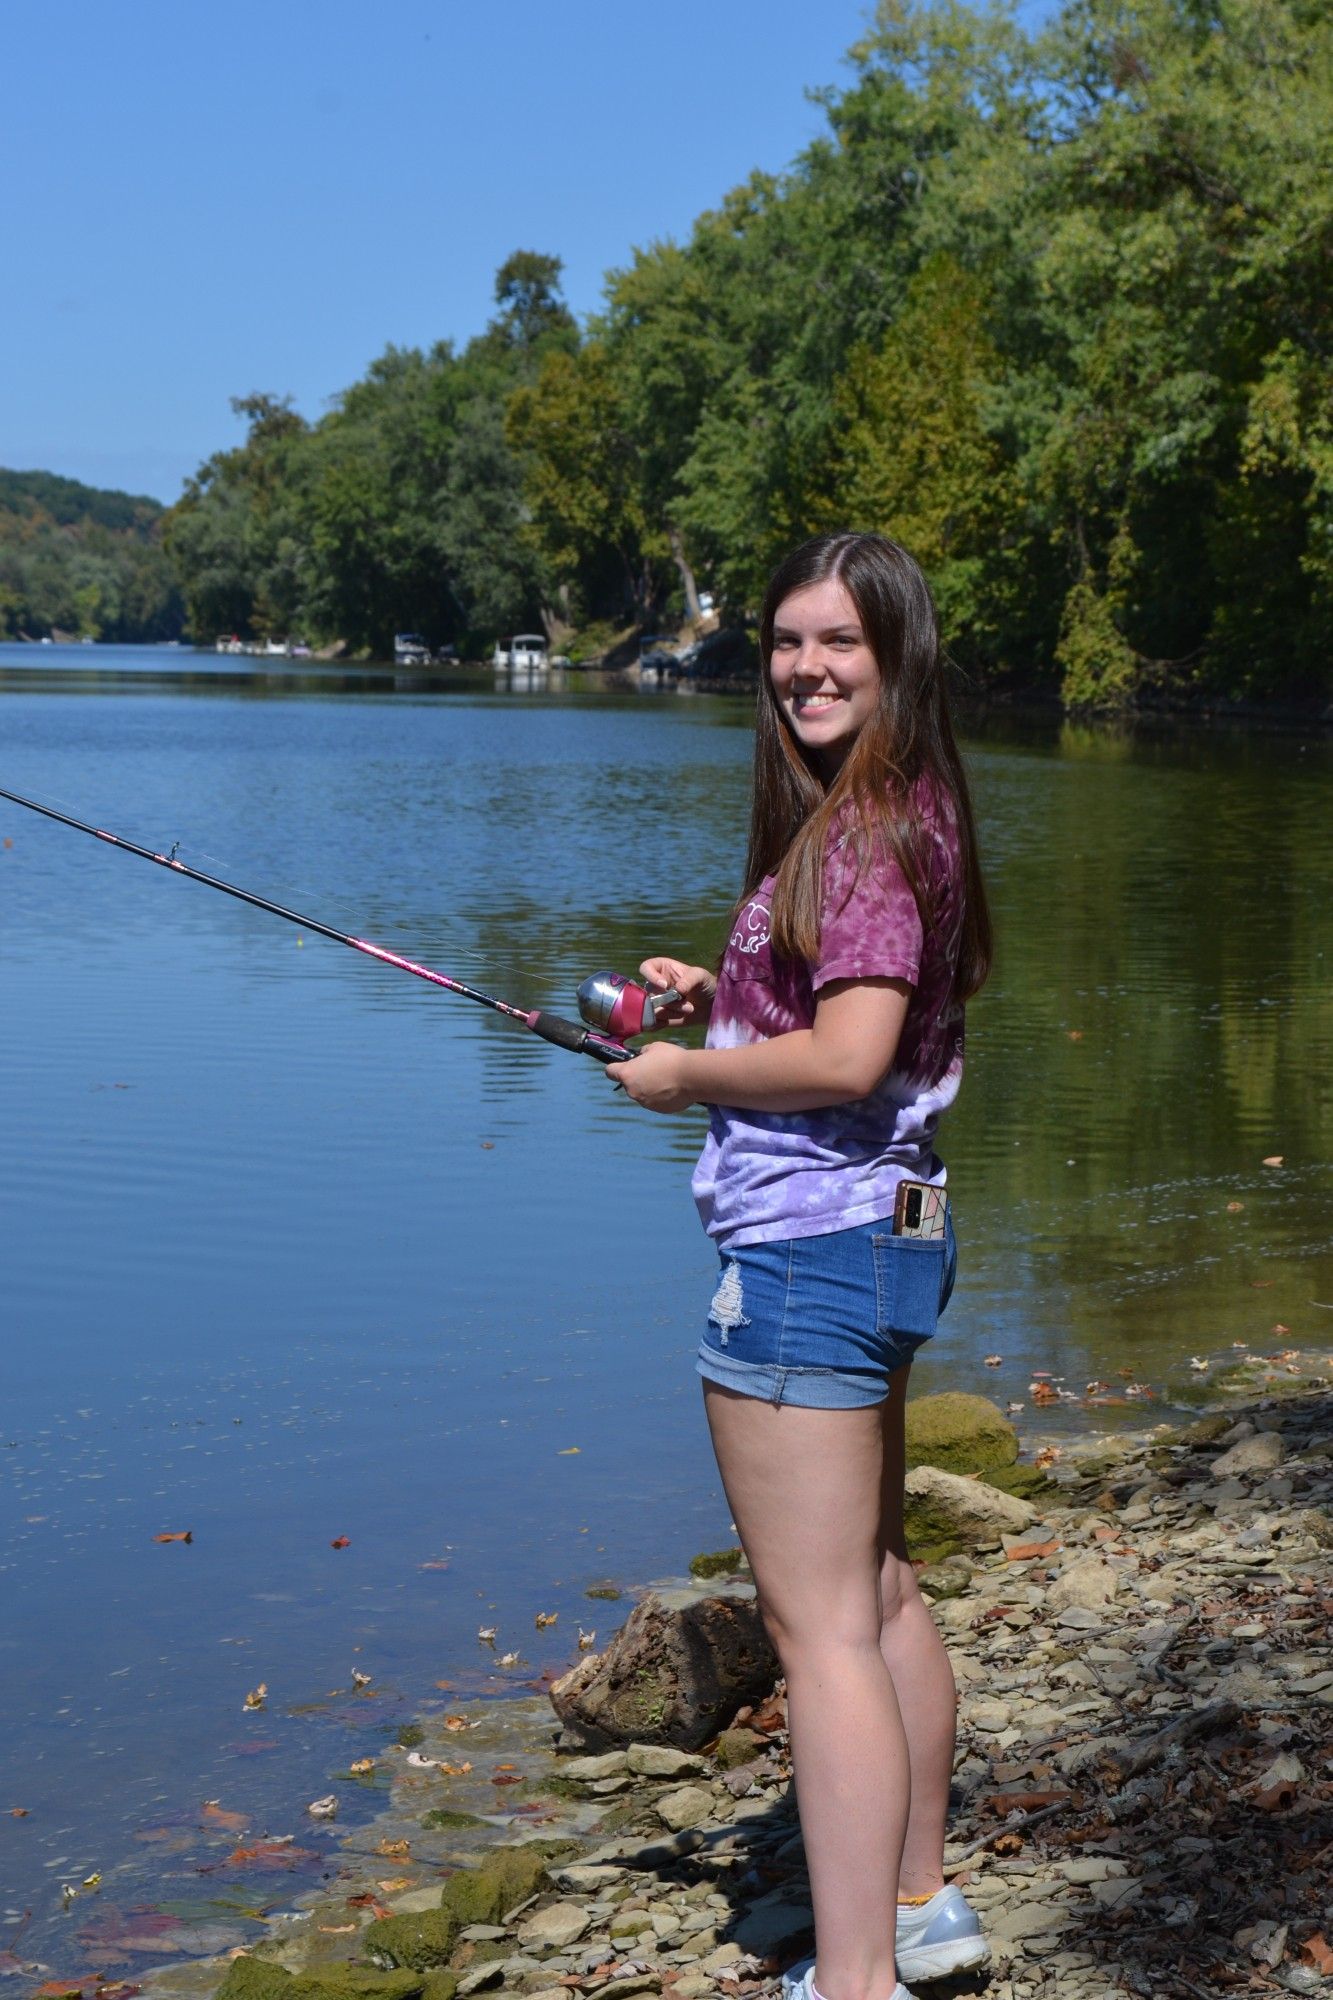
[892,1180,949,1240]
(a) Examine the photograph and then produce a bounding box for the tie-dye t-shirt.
[692,792,966,1250]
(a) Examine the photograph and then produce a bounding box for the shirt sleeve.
[812,829,924,992]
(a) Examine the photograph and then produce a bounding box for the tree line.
[161,0,1332,706]
[0,469,182,643]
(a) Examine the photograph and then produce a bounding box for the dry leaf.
[477,1626,497,1644]
[983,1354,1003,1367]
[307,1794,338,1819]
[443,1713,470,1730]
[349,1757,375,1776]
[200,1800,248,1831]
[1005,1540,1061,1561]
[1226,1200,1245,1213]
[1262,1155,1284,1167]
[330,1536,351,1550]
[1190,1356,1210,1371]
[351,1669,372,1688]
[1300,1935,1333,1975]
[243,1684,268,1710]
[535,1611,558,1628]
[1033,1445,1061,1468]
[153,1530,193,1544]
[556,1447,580,1455]
[377,1838,411,1859]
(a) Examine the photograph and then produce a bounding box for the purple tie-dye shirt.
[692,791,966,1249]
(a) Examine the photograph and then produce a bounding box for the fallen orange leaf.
[1005,1540,1060,1561]
[153,1531,193,1544]
[1300,1935,1333,1975]
[443,1714,469,1730]
[330,1536,351,1549]
[200,1800,248,1831]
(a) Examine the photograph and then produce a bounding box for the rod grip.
[527,1011,633,1063]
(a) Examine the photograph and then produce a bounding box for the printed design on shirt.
[730,897,771,957]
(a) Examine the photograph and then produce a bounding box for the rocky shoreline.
[122,1366,1331,2000]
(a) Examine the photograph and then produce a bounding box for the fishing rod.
[0,784,639,1067]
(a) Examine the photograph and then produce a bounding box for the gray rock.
[1048,1555,1117,1611]
[549,1589,777,1750]
[516,1902,593,1952]
[904,1463,1038,1549]
[731,1892,815,1956]
[626,1742,708,1779]
[551,1863,629,1892]
[988,1902,1077,1941]
[655,1784,715,1831]
[1212,1433,1285,1478]
[965,1696,1013,1733]
[560,1750,630,1780]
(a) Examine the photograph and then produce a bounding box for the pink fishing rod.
[0,784,632,1065]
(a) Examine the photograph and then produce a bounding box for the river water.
[1,646,1329,1969]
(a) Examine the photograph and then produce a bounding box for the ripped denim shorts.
[696,1210,957,1409]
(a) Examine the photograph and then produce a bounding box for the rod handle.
[526,1011,633,1063]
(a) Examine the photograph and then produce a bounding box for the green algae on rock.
[215,1961,449,2000]
[365,1841,578,1970]
[904,1392,1018,1475]
[688,1548,748,1579]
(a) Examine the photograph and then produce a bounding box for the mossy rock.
[366,1843,570,1967]
[901,1493,965,1567]
[1173,1413,1233,1447]
[396,1723,426,1749]
[216,1963,432,2000]
[688,1547,748,1579]
[584,1583,623,1601]
[714,1726,764,1768]
[980,1462,1056,1502]
[363,1912,460,1974]
[289,1976,431,2000]
[916,1559,973,1602]
[905,1393,1018,1476]
[216,1962,298,2000]
[420,1979,457,2000]
[420,1807,487,1829]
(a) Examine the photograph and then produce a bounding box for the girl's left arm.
[615,977,911,1115]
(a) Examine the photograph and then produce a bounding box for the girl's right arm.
[638,955,716,1029]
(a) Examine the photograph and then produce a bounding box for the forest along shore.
[136,1364,1333,2000]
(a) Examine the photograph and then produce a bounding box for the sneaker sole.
[896,1934,992,1981]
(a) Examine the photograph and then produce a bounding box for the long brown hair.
[742,531,992,1001]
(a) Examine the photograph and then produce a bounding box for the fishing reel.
[577,970,679,1039]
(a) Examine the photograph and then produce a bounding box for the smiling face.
[768,576,882,776]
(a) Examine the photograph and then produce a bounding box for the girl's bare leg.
[702,1381,905,2000]
[875,1364,957,1895]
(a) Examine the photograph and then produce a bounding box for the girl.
[616,532,992,2000]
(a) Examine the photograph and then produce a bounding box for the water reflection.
[0,650,1329,1964]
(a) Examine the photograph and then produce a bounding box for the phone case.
[892,1180,949,1240]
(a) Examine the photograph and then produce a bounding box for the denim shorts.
[696,1210,957,1409]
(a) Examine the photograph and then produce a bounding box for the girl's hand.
[613,1041,697,1114]
[638,956,716,1029]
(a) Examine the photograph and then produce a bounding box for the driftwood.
[1095,1699,1240,1792]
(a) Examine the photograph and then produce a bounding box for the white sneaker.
[781,1886,989,1990]
[782,1968,914,2000]
[893,1887,991,1981]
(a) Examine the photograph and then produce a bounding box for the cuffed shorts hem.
[695,1345,896,1409]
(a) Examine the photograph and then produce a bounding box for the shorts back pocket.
[870,1232,948,1341]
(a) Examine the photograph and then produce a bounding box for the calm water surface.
[1,646,1329,1965]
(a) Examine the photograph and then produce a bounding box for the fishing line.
[0,784,631,1068]
[4,783,544,997]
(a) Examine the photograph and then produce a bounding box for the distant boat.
[493,634,549,672]
[394,632,432,666]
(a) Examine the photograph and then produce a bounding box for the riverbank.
[104,1362,1333,2000]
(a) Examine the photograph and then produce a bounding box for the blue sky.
[3,0,1054,504]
